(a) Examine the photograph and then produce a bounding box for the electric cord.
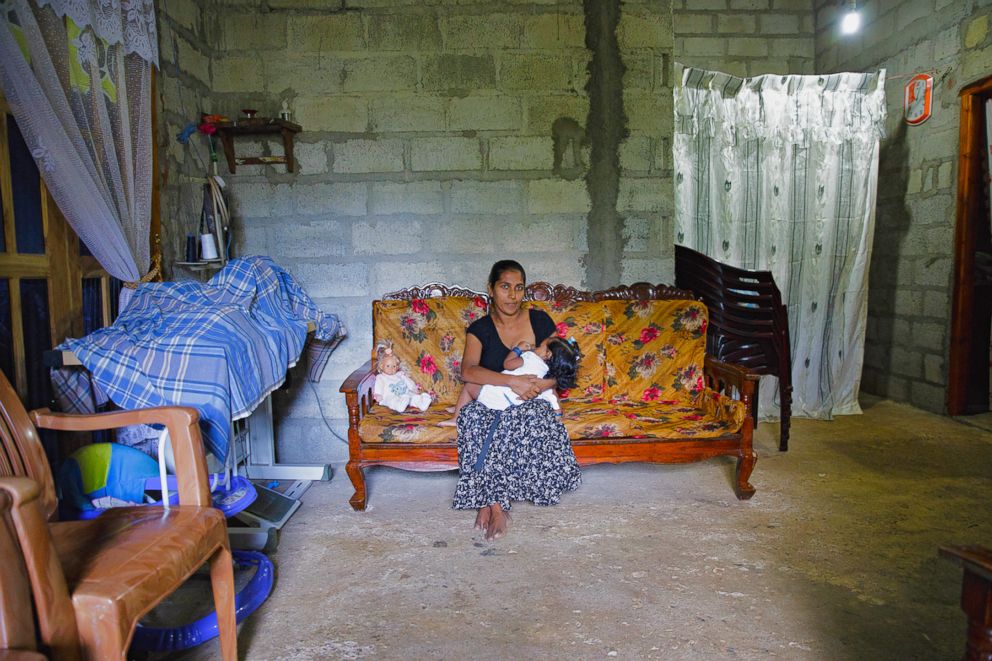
[307,379,348,444]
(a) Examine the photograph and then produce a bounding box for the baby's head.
[375,341,401,375]
[541,337,581,390]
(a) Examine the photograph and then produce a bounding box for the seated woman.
[452,260,582,541]
[442,336,580,419]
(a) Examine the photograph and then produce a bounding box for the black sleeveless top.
[467,309,556,372]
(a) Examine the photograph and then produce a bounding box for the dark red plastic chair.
[676,244,792,451]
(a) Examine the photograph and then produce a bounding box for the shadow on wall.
[865,121,912,399]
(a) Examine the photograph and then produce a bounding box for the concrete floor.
[162,395,992,660]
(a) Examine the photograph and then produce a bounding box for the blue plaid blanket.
[51,256,346,462]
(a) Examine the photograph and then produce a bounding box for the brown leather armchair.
[0,370,237,661]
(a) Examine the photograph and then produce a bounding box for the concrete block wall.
[154,1,824,463]
[156,0,216,273]
[673,0,816,78]
[154,0,666,462]
[815,0,992,413]
[619,1,676,285]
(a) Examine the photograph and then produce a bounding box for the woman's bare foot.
[474,505,492,531]
[485,504,510,541]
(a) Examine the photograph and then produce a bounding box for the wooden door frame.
[948,75,992,415]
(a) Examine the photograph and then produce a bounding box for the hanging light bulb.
[840,1,861,34]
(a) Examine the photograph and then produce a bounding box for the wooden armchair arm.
[339,360,375,395]
[30,407,211,508]
[340,360,376,430]
[0,478,80,659]
[704,356,758,420]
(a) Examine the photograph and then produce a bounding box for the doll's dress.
[373,371,431,412]
[477,351,560,411]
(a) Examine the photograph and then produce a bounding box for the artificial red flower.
[197,122,217,136]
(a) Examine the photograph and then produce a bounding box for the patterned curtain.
[673,66,887,420]
[0,0,157,298]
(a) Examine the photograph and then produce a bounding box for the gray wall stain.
[582,0,626,291]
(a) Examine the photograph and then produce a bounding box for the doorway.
[948,74,992,415]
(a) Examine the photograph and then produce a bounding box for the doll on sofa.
[372,341,432,413]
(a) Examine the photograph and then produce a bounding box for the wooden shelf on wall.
[214,118,302,174]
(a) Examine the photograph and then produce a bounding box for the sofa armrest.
[704,356,759,420]
[339,360,376,434]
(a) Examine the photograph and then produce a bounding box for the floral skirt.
[452,399,581,511]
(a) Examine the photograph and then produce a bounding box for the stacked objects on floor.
[675,244,792,451]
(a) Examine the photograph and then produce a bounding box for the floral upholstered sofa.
[340,282,759,510]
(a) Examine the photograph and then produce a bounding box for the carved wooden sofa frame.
[339,282,759,511]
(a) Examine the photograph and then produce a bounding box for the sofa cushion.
[560,389,745,439]
[358,388,745,445]
[601,299,708,403]
[359,406,458,444]
[527,300,606,399]
[372,295,489,406]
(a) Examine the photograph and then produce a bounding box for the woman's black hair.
[488,259,526,288]
[544,337,581,390]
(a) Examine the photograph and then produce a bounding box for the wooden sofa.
[340,282,759,511]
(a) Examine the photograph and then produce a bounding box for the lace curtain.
[0,0,158,297]
[673,66,887,420]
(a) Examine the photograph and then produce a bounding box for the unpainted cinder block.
[212,56,264,94]
[220,13,287,51]
[727,38,769,58]
[622,257,673,284]
[625,92,673,133]
[422,54,497,92]
[499,54,573,91]
[292,262,371,299]
[521,12,585,49]
[449,96,522,131]
[367,12,442,51]
[759,13,800,34]
[292,142,330,175]
[371,181,444,215]
[619,135,652,173]
[275,220,351,258]
[176,36,211,85]
[295,96,368,133]
[525,95,590,134]
[370,96,446,133]
[294,182,368,216]
[341,56,418,93]
[442,14,522,50]
[619,10,674,49]
[673,14,714,34]
[410,137,483,172]
[527,179,590,214]
[288,14,366,52]
[166,0,201,34]
[718,14,756,33]
[619,177,670,213]
[265,55,344,95]
[333,139,404,173]
[489,136,554,171]
[450,181,524,215]
[354,219,424,255]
